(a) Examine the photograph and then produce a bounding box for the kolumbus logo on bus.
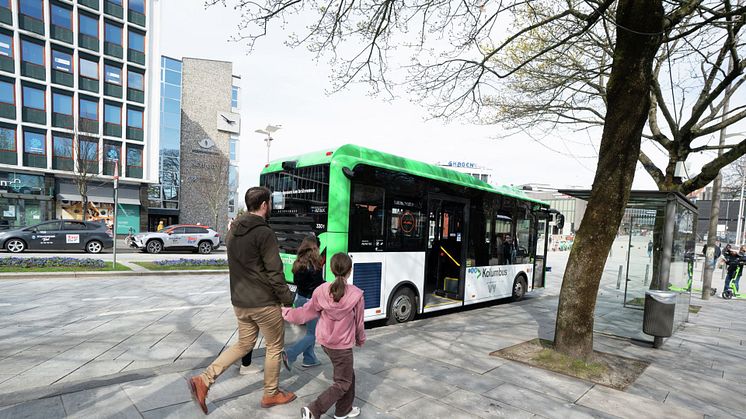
[468,266,508,280]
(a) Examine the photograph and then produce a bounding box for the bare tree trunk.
[554,0,664,359]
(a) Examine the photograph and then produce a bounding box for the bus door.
[425,196,468,307]
[533,210,550,289]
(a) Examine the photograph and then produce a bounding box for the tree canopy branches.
[208,0,746,194]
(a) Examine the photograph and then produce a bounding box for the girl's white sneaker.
[334,406,361,419]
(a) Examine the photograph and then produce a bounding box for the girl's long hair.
[292,236,322,274]
[329,253,352,303]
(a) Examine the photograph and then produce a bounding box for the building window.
[104,141,119,161]
[0,33,12,57]
[126,145,142,175]
[0,79,13,104]
[108,0,122,4]
[104,64,122,85]
[128,30,145,53]
[79,13,99,38]
[104,22,122,45]
[231,86,239,109]
[52,91,72,115]
[21,40,44,66]
[104,103,121,125]
[128,0,145,14]
[22,85,44,110]
[79,138,97,162]
[80,57,99,79]
[19,0,43,20]
[229,165,238,188]
[0,126,15,151]
[229,136,238,161]
[127,70,144,90]
[79,98,98,122]
[50,4,72,29]
[23,130,45,155]
[53,135,72,158]
[127,108,142,129]
[0,0,8,8]
[51,49,72,72]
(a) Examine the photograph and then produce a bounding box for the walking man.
[188,187,296,413]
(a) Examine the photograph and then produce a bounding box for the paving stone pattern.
[0,251,744,417]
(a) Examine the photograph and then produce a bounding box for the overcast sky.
[160,1,744,203]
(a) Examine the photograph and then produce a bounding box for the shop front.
[56,181,143,235]
[0,171,54,229]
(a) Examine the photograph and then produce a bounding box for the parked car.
[0,220,114,254]
[128,225,220,254]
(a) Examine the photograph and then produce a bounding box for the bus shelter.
[559,190,697,344]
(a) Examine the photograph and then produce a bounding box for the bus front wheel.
[512,276,527,302]
[387,287,416,325]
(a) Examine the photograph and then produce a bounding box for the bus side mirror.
[556,214,565,230]
[342,167,356,179]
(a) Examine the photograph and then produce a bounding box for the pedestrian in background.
[157,220,164,232]
[188,187,296,413]
[284,253,365,419]
[283,236,325,369]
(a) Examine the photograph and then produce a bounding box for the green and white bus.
[260,144,551,324]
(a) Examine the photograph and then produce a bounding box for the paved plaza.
[0,250,744,418]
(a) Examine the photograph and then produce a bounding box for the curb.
[0,269,229,280]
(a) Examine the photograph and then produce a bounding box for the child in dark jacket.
[283,253,365,419]
[283,236,326,368]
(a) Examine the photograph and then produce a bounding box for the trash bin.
[643,290,677,338]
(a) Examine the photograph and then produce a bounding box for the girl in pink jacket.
[282,253,366,419]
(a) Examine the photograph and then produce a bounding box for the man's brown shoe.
[260,390,297,408]
[187,376,209,414]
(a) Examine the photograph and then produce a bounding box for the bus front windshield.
[260,164,329,254]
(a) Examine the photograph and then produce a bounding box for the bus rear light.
[326,151,333,156]
[264,164,270,168]
[375,309,381,314]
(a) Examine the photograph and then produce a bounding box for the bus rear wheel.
[512,276,527,302]
[387,287,416,325]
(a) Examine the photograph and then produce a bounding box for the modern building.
[146,55,179,230]
[0,0,160,233]
[521,184,587,236]
[147,56,240,234]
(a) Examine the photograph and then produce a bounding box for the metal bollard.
[644,264,650,286]
[617,265,623,289]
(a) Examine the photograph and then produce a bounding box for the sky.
[158,0,725,205]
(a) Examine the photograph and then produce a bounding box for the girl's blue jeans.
[285,294,319,365]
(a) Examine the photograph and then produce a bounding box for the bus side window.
[387,197,426,251]
[494,196,515,265]
[515,203,534,264]
[349,183,385,252]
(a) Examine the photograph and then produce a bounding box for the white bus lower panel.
[463,264,532,306]
[349,252,426,321]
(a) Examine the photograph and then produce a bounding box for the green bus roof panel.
[261,144,547,205]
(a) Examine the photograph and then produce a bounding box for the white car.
[128,224,220,254]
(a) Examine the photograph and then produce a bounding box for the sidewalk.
[1,285,744,418]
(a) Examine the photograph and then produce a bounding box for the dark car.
[0,220,114,254]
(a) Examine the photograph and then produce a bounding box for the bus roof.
[261,144,548,205]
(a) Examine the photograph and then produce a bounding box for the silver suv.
[128,225,220,254]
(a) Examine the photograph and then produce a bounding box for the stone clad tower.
[179,58,240,234]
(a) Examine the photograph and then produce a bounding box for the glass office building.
[0,0,159,232]
[147,55,180,230]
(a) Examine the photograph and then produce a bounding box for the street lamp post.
[255,125,282,164]
[112,160,119,269]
